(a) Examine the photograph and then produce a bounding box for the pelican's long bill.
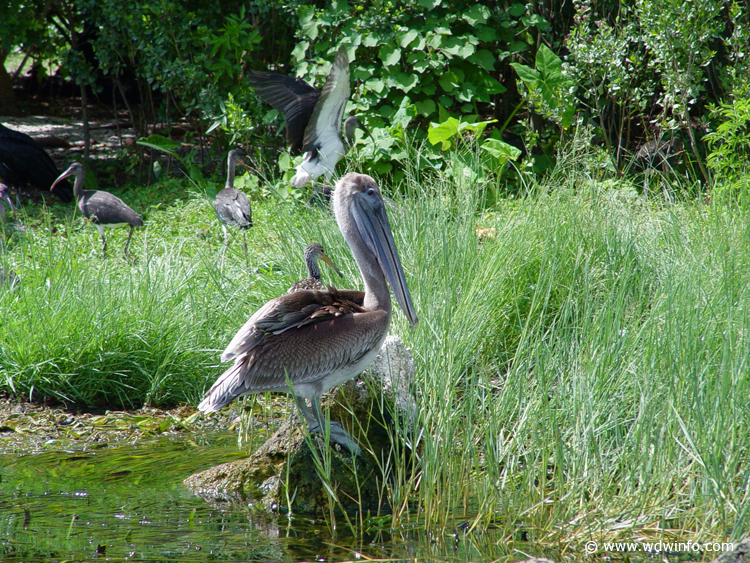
[51,164,77,192]
[350,188,418,328]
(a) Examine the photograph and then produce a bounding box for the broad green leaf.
[291,41,309,63]
[508,2,526,16]
[463,4,491,26]
[299,6,319,40]
[510,62,540,85]
[415,98,436,117]
[428,117,460,150]
[470,49,496,72]
[480,138,522,161]
[536,43,563,83]
[379,44,401,67]
[400,29,419,48]
[362,32,380,48]
[387,73,418,93]
[365,78,386,94]
[417,0,441,8]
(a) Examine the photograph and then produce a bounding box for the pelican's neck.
[350,241,392,316]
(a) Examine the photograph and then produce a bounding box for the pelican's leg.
[123,225,135,257]
[305,394,362,456]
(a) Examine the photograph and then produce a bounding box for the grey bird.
[214,149,253,267]
[51,163,143,258]
[247,46,368,188]
[198,173,418,455]
[287,242,343,293]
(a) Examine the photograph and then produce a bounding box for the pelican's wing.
[247,71,320,155]
[302,47,351,154]
[220,288,365,362]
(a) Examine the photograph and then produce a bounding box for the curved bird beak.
[51,165,77,191]
[351,193,418,328]
[320,252,344,278]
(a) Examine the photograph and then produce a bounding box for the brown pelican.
[214,149,253,267]
[247,47,368,188]
[51,163,143,258]
[198,173,418,455]
[287,242,343,293]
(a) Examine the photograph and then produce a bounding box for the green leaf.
[379,45,401,67]
[508,3,526,16]
[428,117,460,150]
[362,32,380,48]
[400,29,419,48]
[510,62,540,85]
[365,78,386,94]
[480,138,522,161]
[417,0,441,8]
[415,98,436,117]
[470,49,496,72]
[463,5,491,26]
[299,6,319,40]
[536,44,563,83]
[291,41,309,62]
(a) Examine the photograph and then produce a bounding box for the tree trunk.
[0,50,18,111]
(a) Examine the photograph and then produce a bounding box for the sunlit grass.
[1,139,749,551]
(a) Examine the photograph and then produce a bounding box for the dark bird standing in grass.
[247,46,368,188]
[0,123,74,203]
[287,242,343,293]
[214,149,253,268]
[52,162,143,258]
[198,173,418,455]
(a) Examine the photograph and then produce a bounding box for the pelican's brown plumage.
[287,242,343,293]
[198,173,418,455]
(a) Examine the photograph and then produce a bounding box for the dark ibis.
[198,173,418,455]
[0,123,74,202]
[214,149,253,267]
[287,242,343,293]
[51,163,143,258]
[247,46,368,188]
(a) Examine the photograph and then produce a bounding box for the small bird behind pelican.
[287,242,343,293]
[214,149,253,267]
[198,173,418,455]
[52,163,143,258]
[247,46,368,188]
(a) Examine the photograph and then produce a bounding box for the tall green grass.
[1,142,749,547]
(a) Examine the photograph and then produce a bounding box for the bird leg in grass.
[293,394,362,456]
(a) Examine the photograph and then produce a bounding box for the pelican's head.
[333,173,418,328]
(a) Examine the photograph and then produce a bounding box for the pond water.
[1,426,522,562]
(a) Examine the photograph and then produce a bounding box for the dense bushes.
[1,0,749,196]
